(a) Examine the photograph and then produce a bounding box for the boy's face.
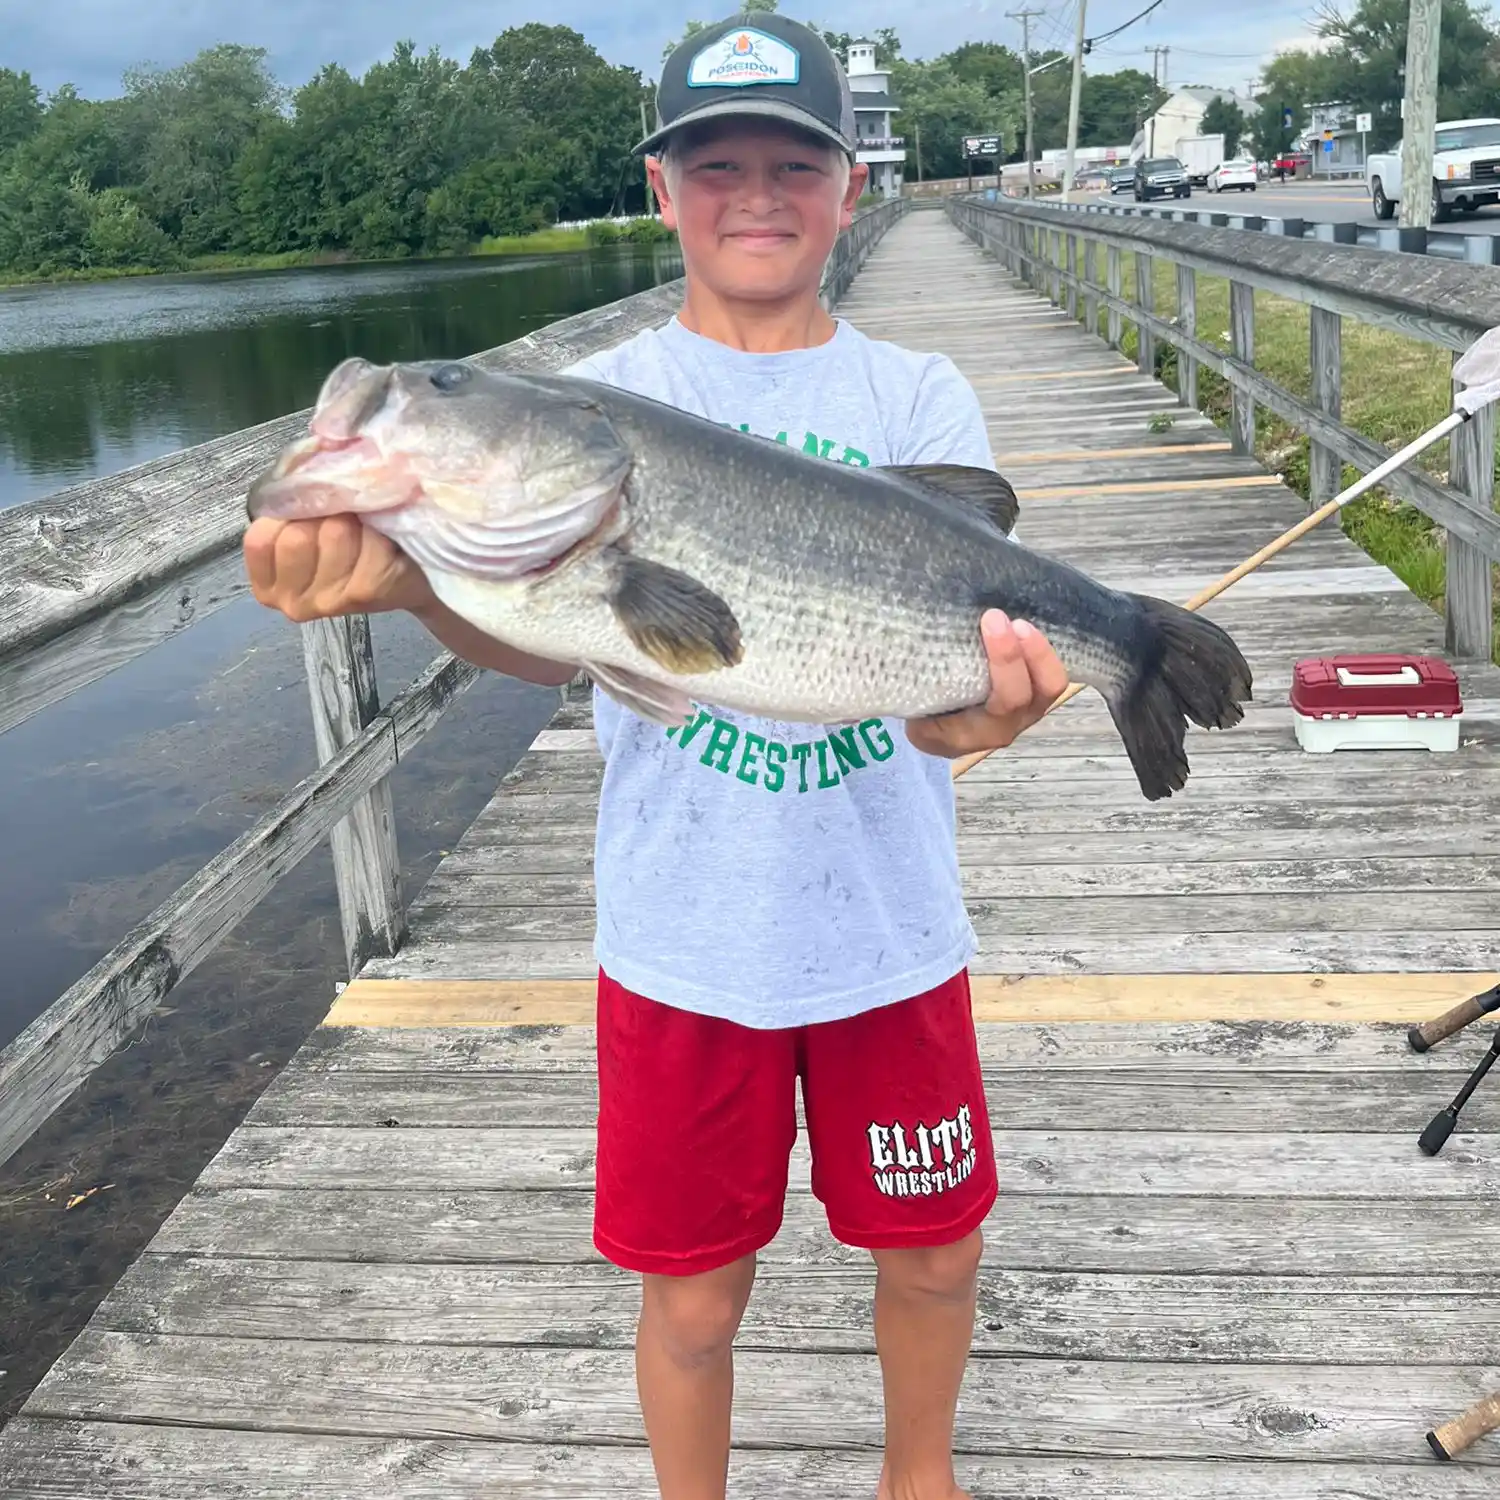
[648,120,869,305]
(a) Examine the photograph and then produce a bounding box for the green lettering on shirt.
[700,718,739,773]
[814,739,841,789]
[860,718,896,762]
[736,732,765,786]
[669,709,712,749]
[827,726,867,777]
[762,739,787,792]
[790,742,814,793]
[802,431,838,460]
[842,446,870,466]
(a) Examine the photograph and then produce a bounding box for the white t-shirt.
[563,315,1002,1029]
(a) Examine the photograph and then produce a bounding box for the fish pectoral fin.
[882,464,1019,537]
[584,660,694,728]
[606,553,744,674]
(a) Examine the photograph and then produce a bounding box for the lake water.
[0,245,682,1421]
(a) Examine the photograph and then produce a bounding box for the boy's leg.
[869,1231,984,1500]
[594,971,798,1500]
[636,1254,757,1500]
[801,969,997,1500]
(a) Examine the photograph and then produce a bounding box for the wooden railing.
[946,194,1500,663]
[0,195,909,1169]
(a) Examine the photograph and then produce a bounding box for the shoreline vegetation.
[0,214,680,288]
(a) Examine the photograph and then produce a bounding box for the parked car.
[1107,166,1135,194]
[1208,158,1258,193]
[1134,157,1191,201]
[1366,117,1500,221]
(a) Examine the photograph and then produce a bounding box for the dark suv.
[1134,156,1190,201]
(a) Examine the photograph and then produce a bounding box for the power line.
[1086,0,1164,50]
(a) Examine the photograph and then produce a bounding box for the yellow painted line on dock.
[1017,473,1279,500]
[323,973,1496,1028]
[998,442,1233,463]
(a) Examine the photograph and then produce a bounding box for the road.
[1140,180,1500,237]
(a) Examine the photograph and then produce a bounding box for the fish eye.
[430,363,472,392]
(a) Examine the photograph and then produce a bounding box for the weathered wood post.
[1064,233,1078,321]
[1135,252,1156,375]
[1083,239,1099,337]
[1229,280,1256,456]
[1448,353,1497,661]
[1175,265,1197,408]
[1107,246,1123,349]
[301,617,406,978]
[1309,308,1343,506]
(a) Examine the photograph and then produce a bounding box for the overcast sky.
[8,0,1323,101]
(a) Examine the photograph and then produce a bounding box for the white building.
[1132,86,1255,161]
[846,39,905,199]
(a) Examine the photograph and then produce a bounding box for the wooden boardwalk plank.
[5,1423,1496,1500]
[242,1064,1500,1134]
[22,1331,1500,1463]
[91,1257,1500,1365]
[9,205,1500,1500]
[194,1125,1500,1199]
[150,1186,1500,1275]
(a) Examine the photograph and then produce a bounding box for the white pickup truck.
[1367,117,1500,221]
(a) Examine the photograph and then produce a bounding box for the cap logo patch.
[687,28,800,87]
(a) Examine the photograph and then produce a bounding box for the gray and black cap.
[635,12,857,160]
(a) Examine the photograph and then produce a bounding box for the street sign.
[1323,139,1334,153]
[963,135,1001,157]
[1356,112,1373,133]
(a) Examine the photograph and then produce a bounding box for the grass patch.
[1,220,678,286]
[1067,244,1494,658]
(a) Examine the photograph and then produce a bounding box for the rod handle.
[1408,987,1500,1052]
[1427,1389,1500,1460]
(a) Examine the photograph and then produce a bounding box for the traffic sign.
[1356,112,1373,134]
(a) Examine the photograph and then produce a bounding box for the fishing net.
[1453,326,1500,416]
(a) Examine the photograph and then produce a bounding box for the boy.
[243,14,1067,1499]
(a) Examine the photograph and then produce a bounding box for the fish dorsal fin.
[882,464,1019,537]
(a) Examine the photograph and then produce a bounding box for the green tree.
[115,45,284,254]
[0,69,44,158]
[1313,0,1500,147]
[1079,68,1166,149]
[891,61,1007,178]
[1201,96,1247,158]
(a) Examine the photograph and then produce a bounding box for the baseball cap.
[636,12,857,160]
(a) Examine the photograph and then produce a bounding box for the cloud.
[7,0,1327,100]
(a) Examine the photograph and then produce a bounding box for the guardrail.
[0,194,910,1169]
[947,193,1500,663]
[1033,191,1500,265]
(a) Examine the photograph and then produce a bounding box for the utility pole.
[1063,0,1089,202]
[1399,0,1443,228]
[1009,8,1043,198]
[1145,45,1170,156]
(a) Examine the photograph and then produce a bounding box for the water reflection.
[0,245,682,510]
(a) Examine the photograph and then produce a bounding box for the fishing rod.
[950,323,1500,783]
[1413,1020,1500,1157]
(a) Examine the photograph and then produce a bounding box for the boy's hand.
[243,515,436,624]
[905,610,1070,758]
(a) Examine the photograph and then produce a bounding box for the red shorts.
[593,967,998,1276]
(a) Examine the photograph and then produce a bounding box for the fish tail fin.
[1103,595,1254,800]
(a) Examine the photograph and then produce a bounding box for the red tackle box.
[1290,654,1463,753]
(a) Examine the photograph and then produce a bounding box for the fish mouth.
[245,432,422,522]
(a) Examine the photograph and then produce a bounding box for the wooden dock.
[4,209,1500,1497]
